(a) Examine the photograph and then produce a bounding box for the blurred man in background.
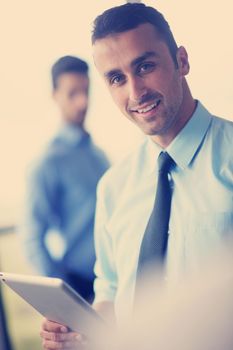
[23,56,109,301]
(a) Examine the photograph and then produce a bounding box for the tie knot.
[157,152,175,174]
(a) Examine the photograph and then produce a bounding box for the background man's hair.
[92,3,178,67]
[51,56,89,89]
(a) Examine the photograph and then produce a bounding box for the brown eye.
[110,74,125,86]
[138,63,156,74]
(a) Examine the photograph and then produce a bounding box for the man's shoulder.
[28,141,61,180]
[211,114,233,129]
[209,115,233,184]
[37,132,73,165]
[210,114,233,147]
[88,139,110,169]
[98,139,147,197]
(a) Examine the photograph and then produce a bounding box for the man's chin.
[138,123,165,137]
[138,117,176,137]
[71,116,86,126]
[127,113,170,136]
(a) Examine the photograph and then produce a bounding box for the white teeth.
[137,100,160,114]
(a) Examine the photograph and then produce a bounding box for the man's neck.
[64,120,85,131]
[150,88,196,149]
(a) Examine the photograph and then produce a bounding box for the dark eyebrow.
[131,51,159,68]
[104,69,122,80]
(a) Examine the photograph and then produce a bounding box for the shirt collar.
[145,101,212,174]
[56,123,89,146]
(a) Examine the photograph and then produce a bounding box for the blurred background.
[0,0,232,349]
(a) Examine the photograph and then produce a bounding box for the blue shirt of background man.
[23,123,109,286]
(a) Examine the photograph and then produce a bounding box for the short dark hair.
[51,55,89,89]
[92,3,178,66]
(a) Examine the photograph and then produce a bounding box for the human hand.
[40,319,87,349]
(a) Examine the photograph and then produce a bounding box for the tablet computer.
[0,272,105,338]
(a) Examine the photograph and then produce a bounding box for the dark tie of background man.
[135,152,176,294]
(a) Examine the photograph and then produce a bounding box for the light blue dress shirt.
[23,123,109,281]
[93,102,233,321]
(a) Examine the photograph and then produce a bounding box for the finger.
[42,339,81,349]
[40,330,79,342]
[42,339,63,349]
[76,334,88,346]
[42,319,68,333]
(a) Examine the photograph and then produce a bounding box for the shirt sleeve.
[93,178,118,304]
[21,158,63,276]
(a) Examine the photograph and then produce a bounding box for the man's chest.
[106,168,233,284]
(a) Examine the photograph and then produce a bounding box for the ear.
[176,46,190,76]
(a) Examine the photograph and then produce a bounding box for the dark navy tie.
[136,152,176,281]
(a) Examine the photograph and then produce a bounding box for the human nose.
[128,76,147,103]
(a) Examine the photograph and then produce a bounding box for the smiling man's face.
[93,23,190,136]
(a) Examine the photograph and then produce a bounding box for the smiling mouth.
[131,99,161,114]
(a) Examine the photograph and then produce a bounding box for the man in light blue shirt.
[41,4,233,349]
[93,101,233,320]
[24,56,109,301]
